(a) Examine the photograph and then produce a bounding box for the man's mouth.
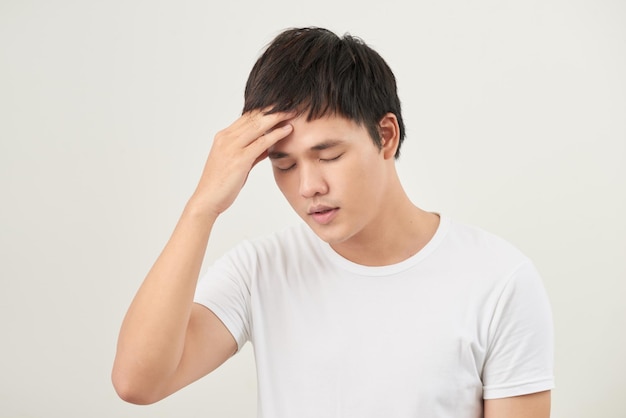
[308,206,339,225]
[312,208,333,214]
[308,204,337,214]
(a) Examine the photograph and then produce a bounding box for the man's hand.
[192,109,294,216]
[113,109,293,404]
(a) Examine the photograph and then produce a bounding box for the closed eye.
[320,154,343,163]
[275,164,296,172]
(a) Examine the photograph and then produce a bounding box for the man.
[112,27,554,417]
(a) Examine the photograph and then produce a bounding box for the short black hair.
[243,27,406,158]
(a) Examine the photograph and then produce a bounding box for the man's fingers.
[251,150,269,169]
[247,123,293,157]
[230,109,295,147]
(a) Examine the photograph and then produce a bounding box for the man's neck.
[330,193,440,267]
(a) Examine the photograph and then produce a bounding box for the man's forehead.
[269,115,361,151]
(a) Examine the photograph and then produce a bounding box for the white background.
[1,0,624,417]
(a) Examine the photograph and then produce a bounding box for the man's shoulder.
[250,222,317,249]
[208,223,322,281]
[441,216,532,268]
[224,222,320,262]
[430,216,543,298]
[447,216,524,249]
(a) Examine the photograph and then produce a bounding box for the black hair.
[243,27,405,158]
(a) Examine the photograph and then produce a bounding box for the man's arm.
[484,391,551,418]
[111,110,294,405]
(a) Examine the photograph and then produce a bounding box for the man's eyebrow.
[268,139,345,160]
[268,151,289,160]
[310,139,344,151]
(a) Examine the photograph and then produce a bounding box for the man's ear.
[378,113,400,159]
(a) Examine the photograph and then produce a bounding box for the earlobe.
[378,113,400,159]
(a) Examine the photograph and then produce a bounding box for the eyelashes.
[275,154,344,172]
[276,164,296,172]
[321,154,343,163]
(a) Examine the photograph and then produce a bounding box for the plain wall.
[1,0,624,417]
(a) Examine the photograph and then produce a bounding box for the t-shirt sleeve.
[482,261,555,399]
[193,241,255,351]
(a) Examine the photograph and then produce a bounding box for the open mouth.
[309,207,339,225]
[313,208,334,214]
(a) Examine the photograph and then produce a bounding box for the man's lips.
[307,204,337,215]
[308,205,339,225]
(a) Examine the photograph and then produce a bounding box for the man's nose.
[299,164,328,198]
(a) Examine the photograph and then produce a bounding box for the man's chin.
[306,223,349,246]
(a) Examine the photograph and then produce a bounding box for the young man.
[112,27,554,417]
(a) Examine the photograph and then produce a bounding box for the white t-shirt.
[194,215,554,418]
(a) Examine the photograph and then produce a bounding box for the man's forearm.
[112,198,217,399]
